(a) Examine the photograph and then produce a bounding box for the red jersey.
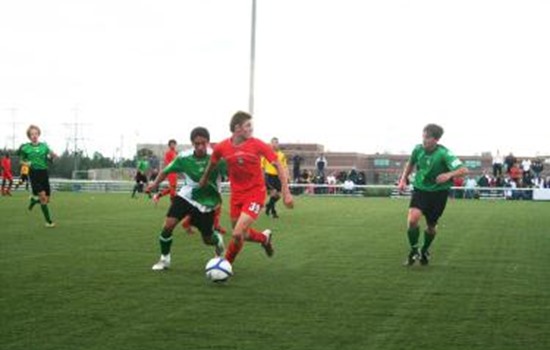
[212,137,277,194]
[1,157,12,176]
[164,149,177,166]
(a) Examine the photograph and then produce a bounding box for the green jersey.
[409,144,463,191]
[163,149,226,213]
[18,142,53,170]
[137,159,150,173]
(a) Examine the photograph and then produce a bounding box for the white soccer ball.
[205,257,233,283]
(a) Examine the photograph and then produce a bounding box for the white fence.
[40,179,550,201]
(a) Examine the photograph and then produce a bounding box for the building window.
[464,160,481,169]
[374,159,390,168]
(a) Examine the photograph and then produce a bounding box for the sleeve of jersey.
[163,158,183,174]
[210,143,224,163]
[446,152,463,171]
[258,140,277,163]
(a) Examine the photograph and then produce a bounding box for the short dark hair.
[423,124,444,139]
[230,111,252,132]
[190,127,210,142]
[168,139,177,146]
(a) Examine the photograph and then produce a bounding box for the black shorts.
[29,169,51,196]
[167,196,215,238]
[265,174,282,192]
[20,174,29,182]
[409,189,449,226]
[135,172,147,183]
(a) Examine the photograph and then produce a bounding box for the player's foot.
[261,229,274,257]
[152,255,171,270]
[44,222,56,228]
[272,211,279,219]
[420,250,430,266]
[152,193,161,205]
[403,248,420,266]
[214,231,225,257]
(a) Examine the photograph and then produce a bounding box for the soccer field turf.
[1,193,549,350]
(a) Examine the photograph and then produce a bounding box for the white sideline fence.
[36,179,550,201]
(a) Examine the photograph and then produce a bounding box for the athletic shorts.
[265,174,282,192]
[167,196,215,238]
[29,169,51,196]
[409,189,449,226]
[230,190,266,221]
[2,172,13,181]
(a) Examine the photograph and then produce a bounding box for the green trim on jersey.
[409,144,463,191]
[18,142,52,170]
[163,150,225,212]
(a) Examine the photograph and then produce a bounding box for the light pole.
[248,0,257,115]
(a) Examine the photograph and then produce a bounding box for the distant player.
[18,125,58,227]
[397,124,468,266]
[261,137,288,218]
[131,157,150,198]
[146,127,225,270]
[153,139,178,203]
[199,111,293,265]
[15,161,30,191]
[1,153,14,196]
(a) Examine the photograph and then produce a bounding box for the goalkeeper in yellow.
[261,137,289,219]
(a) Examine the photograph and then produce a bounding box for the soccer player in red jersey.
[199,111,293,264]
[153,139,178,203]
[1,153,14,196]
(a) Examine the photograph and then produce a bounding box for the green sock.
[159,229,173,256]
[40,204,52,224]
[28,197,39,210]
[422,231,436,252]
[407,227,420,250]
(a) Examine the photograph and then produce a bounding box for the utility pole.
[64,106,88,178]
[248,0,257,115]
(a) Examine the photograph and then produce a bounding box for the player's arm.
[436,164,468,184]
[273,160,294,209]
[199,159,218,188]
[145,171,168,193]
[397,162,414,191]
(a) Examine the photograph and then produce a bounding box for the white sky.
[1,0,549,159]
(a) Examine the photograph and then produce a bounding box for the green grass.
[1,193,549,350]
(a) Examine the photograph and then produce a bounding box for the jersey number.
[248,202,261,214]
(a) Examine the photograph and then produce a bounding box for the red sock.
[246,228,267,244]
[213,207,226,234]
[225,238,244,263]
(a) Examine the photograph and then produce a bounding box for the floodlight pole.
[248,0,257,115]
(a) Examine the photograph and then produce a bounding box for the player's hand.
[397,178,406,192]
[145,184,154,194]
[283,192,294,209]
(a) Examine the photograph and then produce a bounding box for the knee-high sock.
[225,237,244,263]
[40,204,53,224]
[422,231,436,252]
[159,229,173,256]
[407,227,420,250]
[246,228,267,244]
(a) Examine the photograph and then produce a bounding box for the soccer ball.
[205,257,233,283]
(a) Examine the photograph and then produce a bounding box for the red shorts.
[2,172,13,181]
[167,173,178,187]
[230,190,266,221]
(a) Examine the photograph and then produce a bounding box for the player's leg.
[404,191,424,266]
[193,210,225,257]
[419,191,449,265]
[152,197,189,270]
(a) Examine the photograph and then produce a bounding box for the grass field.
[1,192,549,350]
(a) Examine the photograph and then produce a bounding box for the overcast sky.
[1,0,549,159]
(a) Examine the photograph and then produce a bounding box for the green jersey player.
[397,124,468,266]
[18,125,58,228]
[146,127,226,271]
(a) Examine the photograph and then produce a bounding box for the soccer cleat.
[214,231,225,257]
[271,211,279,219]
[403,248,420,266]
[261,229,274,257]
[44,222,56,228]
[420,250,430,266]
[152,256,171,270]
